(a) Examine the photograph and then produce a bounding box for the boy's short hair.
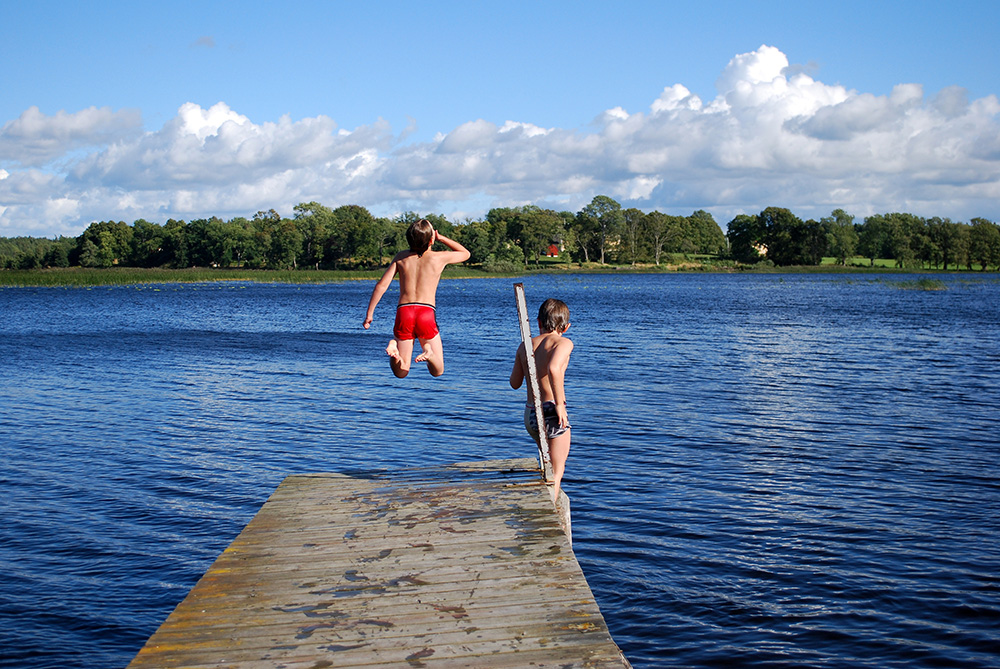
[538,298,570,333]
[406,219,434,256]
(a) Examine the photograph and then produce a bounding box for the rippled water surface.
[2,273,999,668]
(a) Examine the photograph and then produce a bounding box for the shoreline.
[1,262,996,288]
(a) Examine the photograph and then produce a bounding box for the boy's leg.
[387,338,413,378]
[416,334,444,377]
[547,429,571,500]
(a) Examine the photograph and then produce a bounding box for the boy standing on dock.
[510,298,574,500]
[363,218,470,378]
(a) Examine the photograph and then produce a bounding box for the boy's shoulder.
[536,332,573,349]
[552,333,573,353]
[426,247,456,261]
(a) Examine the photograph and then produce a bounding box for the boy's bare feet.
[415,342,434,363]
[386,339,402,362]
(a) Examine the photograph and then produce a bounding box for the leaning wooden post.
[514,283,554,483]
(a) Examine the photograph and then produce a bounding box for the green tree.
[43,242,70,268]
[621,208,645,265]
[968,218,1000,270]
[519,208,565,265]
[294,202,332,269]
[643,212,671,265]
[457,218,505,264]
[883,213,926,268]
[858,215,889,266]
[0,237,70,269]
[579,195,622,264]
[77,220,133,267]
[15,247,43,269]
[760,206,816,265]
[270,218,302,270]
[323,206,354,267]
[822,209,858,265]
[372,217,401,263]
[334,204,379,267]
[686,210,727,255]
[570,210,598,263]
[225,217,253,267]
[926,217,965,270]
[209,217,239,267]
[727,213,766,263]
[245,210,281,268]
[185,217,231,267]
[129,219,168,267]
[386,217,411,256]
[161,219,189,267]
[78,239,101,268]
[487,207,530,265]
[556,211,576,264]
[954,222,971,270]
[803,219,829,265]
[482,241,525,273]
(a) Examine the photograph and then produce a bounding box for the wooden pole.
[513,283,554,482]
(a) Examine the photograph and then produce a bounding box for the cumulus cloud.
[0,106,142,168]
[2,44,999,237]
[68,102,391,193]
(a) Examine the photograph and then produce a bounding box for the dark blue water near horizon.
[2,273,999,668]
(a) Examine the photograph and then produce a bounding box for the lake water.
[1,272,999,668]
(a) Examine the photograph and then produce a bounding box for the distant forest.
[2,196,999,271]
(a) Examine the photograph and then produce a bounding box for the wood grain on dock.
[128,458,630,668]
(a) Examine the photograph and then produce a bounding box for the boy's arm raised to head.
[363,258,399,329]
[434,232,471,264]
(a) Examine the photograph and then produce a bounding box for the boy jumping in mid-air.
[363,218,470,378]
[510,298,574,501]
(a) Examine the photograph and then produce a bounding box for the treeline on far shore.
[2,196,999,273]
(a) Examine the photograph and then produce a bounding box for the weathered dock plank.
[128,458,630,668]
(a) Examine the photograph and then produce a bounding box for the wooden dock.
[128,458,630,668]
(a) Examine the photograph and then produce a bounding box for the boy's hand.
[556,404,570,429]
[363,316,373,329]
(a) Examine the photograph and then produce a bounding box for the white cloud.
[177,101,247,140]
[2,45,999,238]
[651,84,703,113]
[68,102,393,194]
[717,44,790,92]
[0,105,142,168]
[499,121,550,138]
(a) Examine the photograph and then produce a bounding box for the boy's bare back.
[393,238,464,305]
[518,332,574,406]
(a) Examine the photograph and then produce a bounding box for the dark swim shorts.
[393,303,439,341]
[524,401,569,440]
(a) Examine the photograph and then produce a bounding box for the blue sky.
[2,0,999,237]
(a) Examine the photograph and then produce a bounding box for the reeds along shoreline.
[0,260,995,288]
[0,267,384,287]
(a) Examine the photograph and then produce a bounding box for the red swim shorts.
[393,303,439,341]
